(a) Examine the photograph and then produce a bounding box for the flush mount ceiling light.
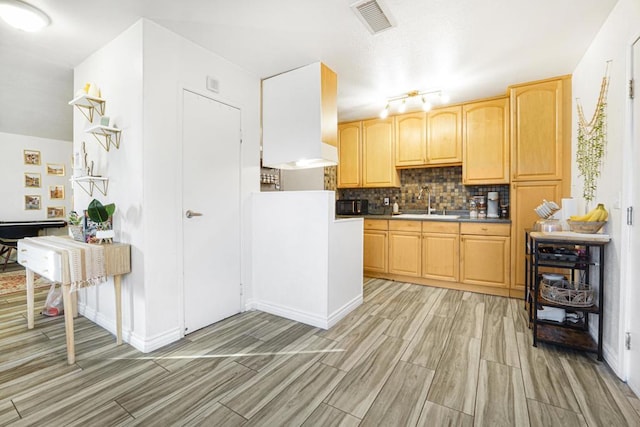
[0,0,50,32]
[380,90,449,118]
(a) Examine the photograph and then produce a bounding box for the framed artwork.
[46,163,65,176]
[25,195,41,210]
[49,185,65,199]
[24,173,41,188]
[47,206,65,219]
[23,149,41,165]
[83,210,112,243]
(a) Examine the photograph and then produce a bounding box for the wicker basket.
[567,221,606,234]
[540,278,594,307]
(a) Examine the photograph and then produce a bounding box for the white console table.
[18,237,131,364]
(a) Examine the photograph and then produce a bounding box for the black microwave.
[336,199,368,215]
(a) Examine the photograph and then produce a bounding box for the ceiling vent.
[350,0,395,34]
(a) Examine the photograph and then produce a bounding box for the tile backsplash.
[336,166,510,213]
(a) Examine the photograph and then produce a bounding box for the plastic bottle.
[393,201,399,214]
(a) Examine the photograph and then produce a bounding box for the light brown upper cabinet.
[426,105,462,165]
[362,118,400,187]
[395,112,427,167]
[510,76,571,182]
[462,97,510,184]
[337,121,362,188]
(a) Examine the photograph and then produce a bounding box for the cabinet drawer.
[422,221,459,234]
[364,219,388,231]
[17,243,62,282]
[389,220,422,232]
[461,222,510,236]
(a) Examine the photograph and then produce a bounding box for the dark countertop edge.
[336,214,511,224]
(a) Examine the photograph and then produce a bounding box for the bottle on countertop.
[393,201,399,214]
[469,199,478,219]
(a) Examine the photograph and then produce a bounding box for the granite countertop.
[337,210,511,224]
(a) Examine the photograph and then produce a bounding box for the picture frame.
[47,206,65,219]
[83,209,112,243]
[24,172,41,188]
[46,163,65,176]
[49,185,65,199]
[25,195,41,210]
[23,149,41,165]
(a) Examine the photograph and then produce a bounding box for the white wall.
[141,20,260,343]
[0,132,72,222]
[74,19,260,351]
[572,0,640,376]
[73,21,146,343]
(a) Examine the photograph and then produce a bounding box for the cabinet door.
[337,122,362,188]
[395,112,427,167]
[460,235,510,288]
[389,231,421,277]
[463,97,510,184]
[510,79,564,181]
[362,118,399,187]
[422,232,459,282]
[364,230,388,273]
[511,180,563,291]
[426,105,462,165]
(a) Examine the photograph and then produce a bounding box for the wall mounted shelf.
[85,125,122,152]
[68,94,106,122]
[71,176,109,197]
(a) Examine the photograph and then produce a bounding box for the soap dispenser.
[393,200,399,214]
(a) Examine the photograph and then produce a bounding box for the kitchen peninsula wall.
[336,166,509,213]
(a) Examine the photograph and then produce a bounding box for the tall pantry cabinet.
[509,75,572,298]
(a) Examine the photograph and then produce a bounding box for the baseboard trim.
[129,328,183,353]
[78,302,182,353]
[252,301,330,329]
[327,295,363,329]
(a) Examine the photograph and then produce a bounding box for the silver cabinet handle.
[185,210,203,219]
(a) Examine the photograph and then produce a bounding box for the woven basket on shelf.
[540,278,594,307]
[567,221,606,234]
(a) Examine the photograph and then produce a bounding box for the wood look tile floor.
[2,278,640,426]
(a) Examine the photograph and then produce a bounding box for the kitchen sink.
[394,213,460,220]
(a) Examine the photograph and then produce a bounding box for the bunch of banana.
[570,203,608,222]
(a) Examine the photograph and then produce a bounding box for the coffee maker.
[487,192,499,218]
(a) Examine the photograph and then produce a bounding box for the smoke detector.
[350,0,395,34]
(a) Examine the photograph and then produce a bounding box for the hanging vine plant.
[576,62,610,204]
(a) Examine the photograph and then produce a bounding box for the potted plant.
[68,210,84,242]
[87,198,116,243]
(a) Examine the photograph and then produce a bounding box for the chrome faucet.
[417,185,435,214]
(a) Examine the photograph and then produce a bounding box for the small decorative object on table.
[86,199,116,244]
[68,211,84,242]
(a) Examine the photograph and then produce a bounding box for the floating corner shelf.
[68,94,106,122]
[85,124,122,152]
[71,176,109,196]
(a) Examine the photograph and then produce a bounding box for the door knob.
[185,210,203,219]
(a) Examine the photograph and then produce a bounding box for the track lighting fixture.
[380,89,448,118]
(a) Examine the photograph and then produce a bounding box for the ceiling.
[0,0,618,141]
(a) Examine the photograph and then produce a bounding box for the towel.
[24,236,106,291]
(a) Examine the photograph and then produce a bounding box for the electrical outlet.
[384,197,390,206]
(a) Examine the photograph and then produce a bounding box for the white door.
[182,90,241,334]
[626,37,640,394]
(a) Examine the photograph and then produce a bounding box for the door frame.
[176,84,244,337]
[621,33,640,387]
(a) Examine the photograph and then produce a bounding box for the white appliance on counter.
[251,190,363,329]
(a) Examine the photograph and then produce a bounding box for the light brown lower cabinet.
[388,220,422,277]
[460,223,510,288]
[363,219,388,274]
[422,222,459,282]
